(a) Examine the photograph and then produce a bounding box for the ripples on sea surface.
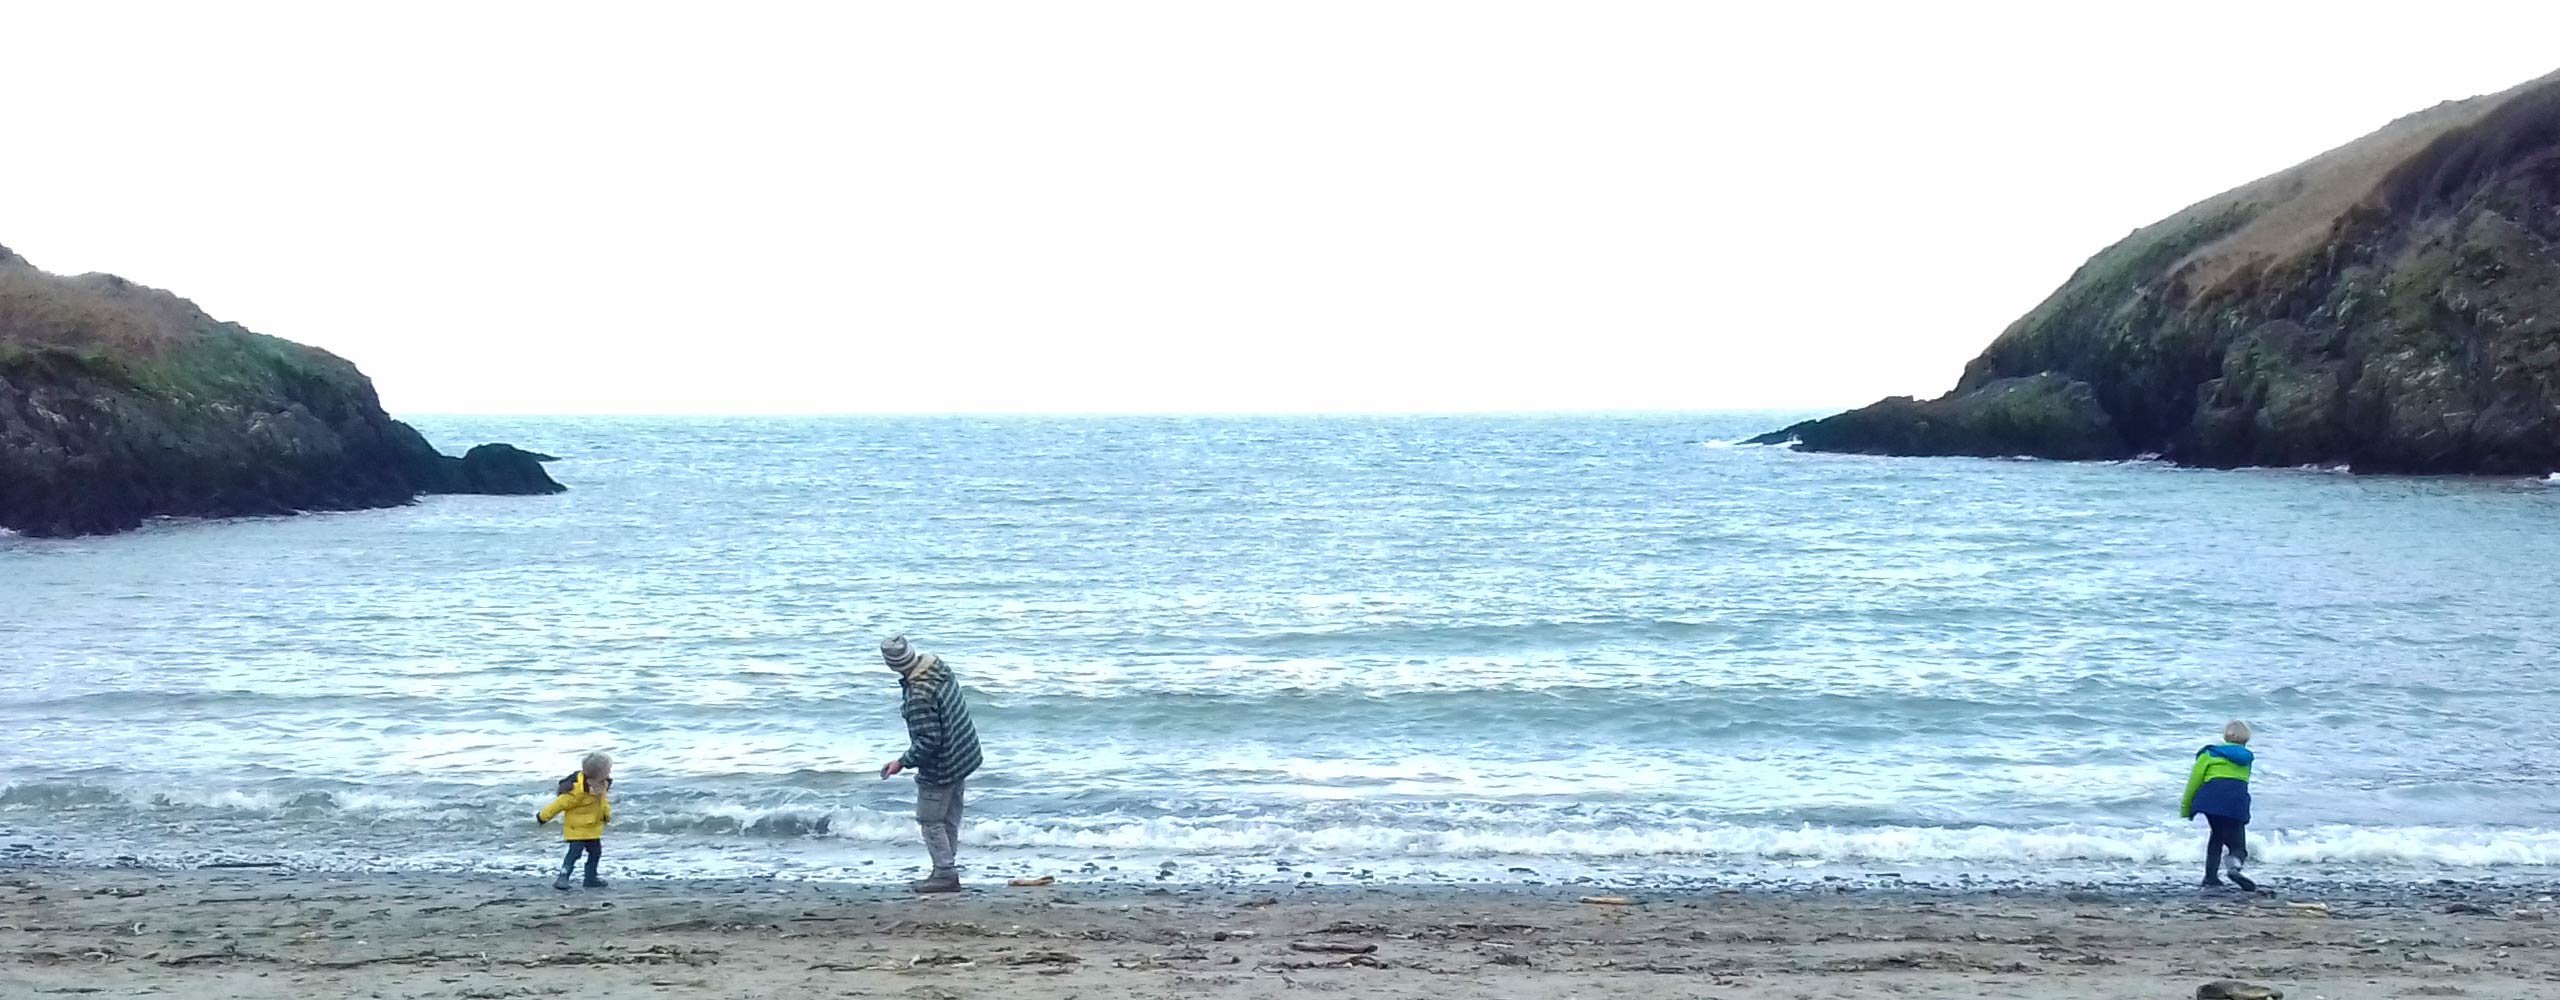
[4,414,2558,886]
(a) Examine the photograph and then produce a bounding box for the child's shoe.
[2226,858,2257,892]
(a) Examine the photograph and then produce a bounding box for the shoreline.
[7,863,2560,999]
[15,837,2560,899]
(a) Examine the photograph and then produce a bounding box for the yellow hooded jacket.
[537,774,612,841]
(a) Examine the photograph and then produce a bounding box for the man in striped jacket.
[877,635,983,893]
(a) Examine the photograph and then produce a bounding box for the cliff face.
[0,245,560,538]
[1756,68,2560,473]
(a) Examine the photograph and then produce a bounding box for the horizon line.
[393,406,1849,420]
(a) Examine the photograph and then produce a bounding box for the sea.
[5,414,2558,889]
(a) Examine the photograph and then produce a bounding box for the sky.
[4,3,2557,416]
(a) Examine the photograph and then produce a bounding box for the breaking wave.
[12,781,2559,870]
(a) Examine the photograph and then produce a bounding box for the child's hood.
[2198,743,2255,767]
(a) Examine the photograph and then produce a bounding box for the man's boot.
[911,870,962,894]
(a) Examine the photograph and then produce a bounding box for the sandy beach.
[5,865,2557,999]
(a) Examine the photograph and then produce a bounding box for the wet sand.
[5,865,2558,999]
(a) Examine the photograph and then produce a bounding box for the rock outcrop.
[437,443,567,496]
[0,243,562,538]
[1756,68,2560,473]
[1752,373,2128,460]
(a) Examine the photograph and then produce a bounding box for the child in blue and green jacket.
[2180,721,2256,891]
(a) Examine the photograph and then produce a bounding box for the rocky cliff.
[0,244,561,538]
[1754,68,2560,473]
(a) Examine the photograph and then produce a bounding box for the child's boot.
[2226,855,2257,892]
[553,872,573,891]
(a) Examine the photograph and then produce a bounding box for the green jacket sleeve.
[2179,753,2209,818]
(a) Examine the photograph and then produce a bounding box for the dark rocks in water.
[1761,68,2560,474]
[0,245,564,538]
[458,443,564,494]
[1746,373,2130,460]
[417,443,567,496]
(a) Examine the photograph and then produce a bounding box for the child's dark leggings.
[560,839,602,879]
[2204,815,2247,877]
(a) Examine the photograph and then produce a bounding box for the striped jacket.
[897,654,983,784]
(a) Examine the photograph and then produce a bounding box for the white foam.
[5,782,474,817]
[788,812,2560,869]
[158,787,460,815]
[23,782,2560,871]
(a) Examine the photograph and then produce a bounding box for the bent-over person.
[878,634,983,893]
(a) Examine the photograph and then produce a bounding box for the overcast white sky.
[4,3,2556,415]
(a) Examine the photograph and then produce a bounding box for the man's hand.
[880,759,905,779]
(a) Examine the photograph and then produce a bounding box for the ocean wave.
[0,781,873,838]
[977,684,2162,746]
[0,783,120,808]
[1188,618,1745,659]
[799,808,2560,867]
[933,817,2560,868]
[0,782,463,816]
[620,806,839,836]
[0,688,470,716]
[12,778,2560,868]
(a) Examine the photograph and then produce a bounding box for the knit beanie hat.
[881,634,918,672]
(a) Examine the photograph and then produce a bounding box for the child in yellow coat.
[537,753,614,889]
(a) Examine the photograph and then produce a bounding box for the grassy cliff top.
[2161,75,2547,301]
[0,244,369,404]
[1972,67,2560,387]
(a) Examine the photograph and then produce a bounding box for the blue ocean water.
[4,414,2559,885]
